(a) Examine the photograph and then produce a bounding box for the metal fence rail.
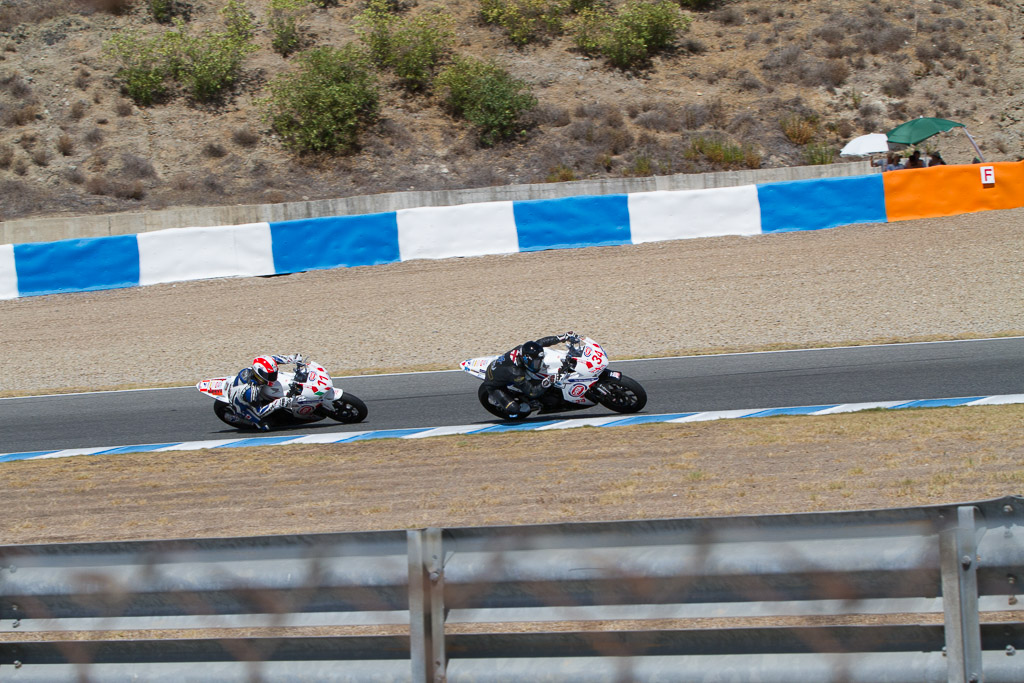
[2,496,1022,682]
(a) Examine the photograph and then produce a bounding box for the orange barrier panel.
[883,160,1024,222]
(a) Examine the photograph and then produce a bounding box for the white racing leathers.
[226,354,302,428]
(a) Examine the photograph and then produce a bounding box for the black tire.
[328,393,368,423]
[213,401,260,430]
[477,384,528,420]
[592,374,647,414]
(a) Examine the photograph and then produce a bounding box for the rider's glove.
[557,331,575,342]
[287,381,303,397]
[292,353,305,365]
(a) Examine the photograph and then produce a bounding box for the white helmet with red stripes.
[251,355,278,384]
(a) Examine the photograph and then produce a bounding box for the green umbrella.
[886,117,964,145]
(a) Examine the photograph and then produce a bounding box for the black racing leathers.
[482,336,562,418]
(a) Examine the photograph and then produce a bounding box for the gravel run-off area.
[1,208,1022,395]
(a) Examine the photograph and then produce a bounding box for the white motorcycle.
[197,359,367,430]
[461,336,647,420]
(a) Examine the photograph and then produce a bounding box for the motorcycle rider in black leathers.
[482,332,577,419]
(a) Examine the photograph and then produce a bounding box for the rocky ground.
[1,0,1021,222]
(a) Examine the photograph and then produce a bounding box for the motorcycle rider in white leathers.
[228,354,304,430]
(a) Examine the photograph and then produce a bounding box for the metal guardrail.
[1,496,1022,682]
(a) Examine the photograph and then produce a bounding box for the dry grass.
[2,404,1022,545]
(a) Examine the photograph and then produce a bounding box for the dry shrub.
[263,189,286,204]
[736,69,764,91]
[680,103,710,129]
[635,107,681,133]
[12,156,28,175]
[711,7,743,25]
[812,25,845,45]
[57,134,75,156]
[171,173,195,191]
[65,167,85,184]
[30,147,50,167]
[5,103,40,126]
[121,153,155,179]
[113,179,145,200]
[531,104,571,128]
[680,37,706,54]
[1,73,31,98]
[202,174,225,194]
[863,26,910,54]
[84,127,104,144]
[808,60,850,89]
[780,114,817,145]
[203,142,228,158]
[85,175,110,195]
[74,69,90,90]
[0,0,66,31]
[574,102,618,121]
[707,97,729,128]
[231,127,259,147]
[77,0,134,15]
[114,100,133,117]
[882,73,912,97]
[603,108,624,128]
[546,164,576,183]
[70,100,88,120]
[0,143,12,169]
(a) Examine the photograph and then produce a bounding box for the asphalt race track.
[1,338,1021,454]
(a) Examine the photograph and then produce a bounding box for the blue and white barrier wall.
[2,166,1009,299]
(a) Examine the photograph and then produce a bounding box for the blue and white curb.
[2,394,1021,463]
[0,174,887,299]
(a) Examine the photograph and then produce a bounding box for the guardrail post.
[940,505,983,683]
[408,528,446,683]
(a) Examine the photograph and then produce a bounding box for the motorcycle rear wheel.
[477,384,528,420]
[592,374,647,413]
[213,401,258,429]
[328,394,368,423]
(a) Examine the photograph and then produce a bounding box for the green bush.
[104,32,169,105]
[269,0,311,56]
[803,142,835,165]
[686,135,760,168]
[178,31,256,102]
[221,0,257,42]
[569,0,688,69]
[389,12,455,90]
[105,18,256,105]
[263,45,380,153]
[479,0,566,46]
[149,0,174,23]
[356,3,455,90]
[434,55,537,147]
[354,0,395,67]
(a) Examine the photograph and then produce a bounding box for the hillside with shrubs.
[0,0,1021,221]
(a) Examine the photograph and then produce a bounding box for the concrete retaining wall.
[0,162,875,245]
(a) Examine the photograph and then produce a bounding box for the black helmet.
[520,341,544,373]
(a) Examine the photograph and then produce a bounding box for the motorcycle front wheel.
[328,394,368,423]
[592,374,647,414]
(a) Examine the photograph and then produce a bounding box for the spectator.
[905,150,925,169]
[883,152,904,171]
[928,151,946,166]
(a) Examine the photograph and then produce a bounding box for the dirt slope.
[1,0,1021,221]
